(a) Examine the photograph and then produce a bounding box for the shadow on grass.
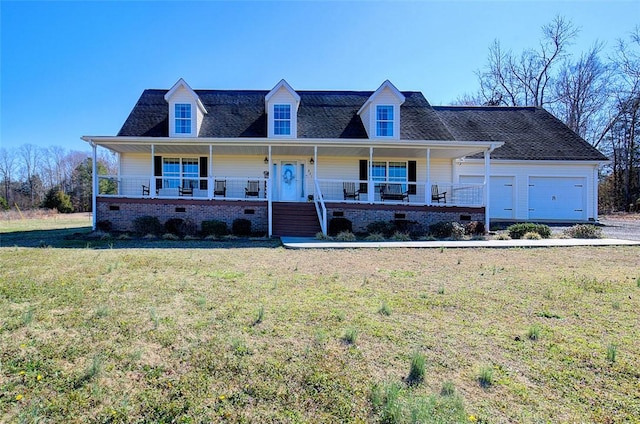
[0,226,282,249]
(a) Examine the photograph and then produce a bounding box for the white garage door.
[528,177,586,220]
[460,176,515,219]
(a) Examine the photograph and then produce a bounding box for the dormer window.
[175,104,192,134]
[376,105,394,137]
[273,104,291,136]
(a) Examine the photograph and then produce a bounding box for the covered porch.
[86,137,500,236]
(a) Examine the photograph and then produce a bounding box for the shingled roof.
[118,89,455,141]
[433,106,608,161]
[117,87,607,162]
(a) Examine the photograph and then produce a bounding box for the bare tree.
[551,42,612,145]
[476,16,579,107]
[17,144,43,207]
[0,147,17,203]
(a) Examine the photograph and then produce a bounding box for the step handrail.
[313,179,327,236]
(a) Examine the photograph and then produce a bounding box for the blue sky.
[1,0,638,152]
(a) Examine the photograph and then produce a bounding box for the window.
[372,161,407,192]
[376,105,394,137]
[163,157,199,188]
[175,103,192,134]
[274,104,291,135]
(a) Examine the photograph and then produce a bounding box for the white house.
[82,78,607,236]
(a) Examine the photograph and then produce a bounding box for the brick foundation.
[325,203,485,233]
[96,198,485,236]
[97,197,268,234]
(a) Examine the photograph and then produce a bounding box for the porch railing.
[315,179,484,207]
[97,175,269,200]
[313,179,327,235]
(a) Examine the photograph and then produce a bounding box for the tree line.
[457,17,639,212]
[0,145,116,213]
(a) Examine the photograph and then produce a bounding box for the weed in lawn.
[537,310,562,319]
[378,301,392,316]
[253,305,264,326]
[528,324,541,341]
[636,276,640,288]
[314,329,328,349]
[343,327,358,345]
[149,307,159,329]
[607,344,617,363]
[95,305,110,318]
[21,308,34,326]
[612,301,621,310]
[331,309,345,322]
[76,354,104,388]
[441,380,455,396]
[439,246,445,253]
[195,296,207,308]
[371,382,466,423]
[232,338,251,356]
[478,366,494,388]
[407,351,426,385]
[437,286,445,295]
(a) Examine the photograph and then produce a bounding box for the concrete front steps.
[272,202,321,237]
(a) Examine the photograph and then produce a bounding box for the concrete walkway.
[281,237,640,249]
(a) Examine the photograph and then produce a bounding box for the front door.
[280,161,298,201]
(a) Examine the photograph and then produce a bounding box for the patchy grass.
[1,218,639,422]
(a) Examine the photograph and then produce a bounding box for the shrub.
[201,220,229,237]
[335,231,356,241]
[429,221,465,240]
[507,223,551,239]
[390,231,411,241]
[523,231,542,240]
[0,196,8,211]
[162,233,180,240]
[365,232,386,241]
[494,233,511,240]
[563,224,603,239]
[366,220,396,238]
[164,218,184,235]
[42,187,73,213]
[132,216,163,236]
[407,351,426,385]
[329,217,352,236]
[180,218,197,236]
[464,221,485,235]
[232,218,252,236]
[315,232,332,240]
[96,220,112,232]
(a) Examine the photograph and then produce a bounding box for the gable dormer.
[265,79,300,138]
[164,78,207,137]
[357,80,405,139]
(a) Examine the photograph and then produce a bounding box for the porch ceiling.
[90,138,496,159]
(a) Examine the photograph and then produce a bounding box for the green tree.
[42,187,73,213]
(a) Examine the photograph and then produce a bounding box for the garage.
[460,175,515,220]
[528,177,586,221]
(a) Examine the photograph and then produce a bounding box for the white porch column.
[150,144,156,198]
[268,145,272,238]
[368,147,374,204]
[313,145,317,176]
[592,165,599,221]
[208,145,213,199]
[426,148,431,205]
[91,141,97,231]
[484,148,492,231]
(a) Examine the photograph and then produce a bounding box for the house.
[81,78,608,237]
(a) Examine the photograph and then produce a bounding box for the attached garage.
[460,175,515,220]
[528,177,586,221]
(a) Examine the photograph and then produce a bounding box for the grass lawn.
[1,215,639,423]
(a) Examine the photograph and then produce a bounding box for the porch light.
[309,157,314,164]
[264,156,269,164]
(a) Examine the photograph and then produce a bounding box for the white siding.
[359,86,404,139]
[167,86,199,137]
[456,160,598,221]
[121,153,152,176]
[266,87,298,138]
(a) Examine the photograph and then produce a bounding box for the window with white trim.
[372,161,407,191]
[376,105,394,137]
[273,104,291,135]
[175,103,192,134]
[163,157,199,189]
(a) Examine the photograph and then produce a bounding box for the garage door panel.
[529,177,585,220]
